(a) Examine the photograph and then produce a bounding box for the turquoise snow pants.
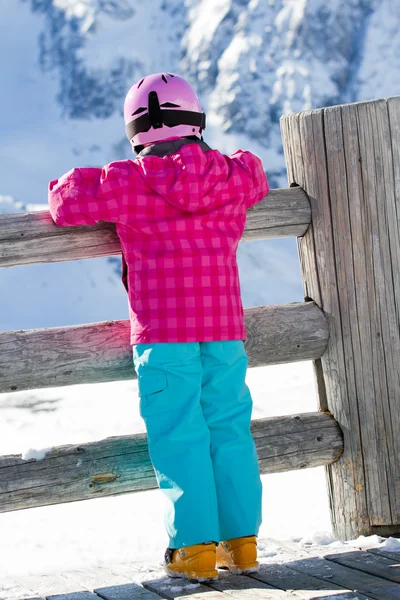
[132,340,262,549]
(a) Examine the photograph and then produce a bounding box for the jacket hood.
[136,139,238,213]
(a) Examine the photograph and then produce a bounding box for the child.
[48,72,269,581]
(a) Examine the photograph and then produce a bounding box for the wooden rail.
[0,187,310,267]
[0,301,328,393]
[0,412,342,513]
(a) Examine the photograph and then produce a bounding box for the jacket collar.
[137,138,211,159]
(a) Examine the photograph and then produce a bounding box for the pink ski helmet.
[124,72,206,150]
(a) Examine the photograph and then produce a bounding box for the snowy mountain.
[1,0,398,331]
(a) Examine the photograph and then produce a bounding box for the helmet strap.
[126,92,206,141]
[148,91,163,129]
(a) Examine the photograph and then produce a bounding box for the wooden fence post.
[281,97,400,540]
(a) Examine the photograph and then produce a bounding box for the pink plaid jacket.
[49,139,269,344]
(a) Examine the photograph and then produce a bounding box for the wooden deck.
[1,538,399,600]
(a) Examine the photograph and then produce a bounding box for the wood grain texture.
[5,570,96,599]
[281,96,400,540]
[94,583,162,599]
[0,187,310,268]
[62,566,133,592]
[287,555,400,600]
[250,563,362,599]
[281,108,367,540]
[0,412,343,513]
[206,569,292,598]
[141,576,225,600]
[266,538,398,600]
[0,577,45,600]
[324,550,400,584]
[367,546,400,563]
[47,594,99,600]
[0,302,328,393]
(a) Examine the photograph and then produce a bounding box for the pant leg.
[133,342,220,548]
[200,340,262,540]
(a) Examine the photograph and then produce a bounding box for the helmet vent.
[161,74,168,83]
[137,78,145,89]
[161,102,180,108]
[167,73,175,77]
[132,106,147,116]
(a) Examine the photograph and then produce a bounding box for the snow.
[0,195,25,214]
[357,0,400,101]
[379,536,400,552]
[161,582,201,591]
[275,0,307,50]
[346,534,387,550]
[21,447,52,461]
[299,530,337,547]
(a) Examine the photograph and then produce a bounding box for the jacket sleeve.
[48,161,131,226]
[230,150,269,209]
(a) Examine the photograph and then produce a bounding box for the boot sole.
[163,564,218,582]
[217,561,260,575]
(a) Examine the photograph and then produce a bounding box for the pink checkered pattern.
[49,143,269,344]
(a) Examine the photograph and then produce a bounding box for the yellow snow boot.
[216,535,259,574]
[163,542,218,581]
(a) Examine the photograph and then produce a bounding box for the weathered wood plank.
[282,106,368,540]
[339,101,390,530]
[250,563,364,599]
[96,562,155,584]
[324,550,400,584]
[0,412,343,512]
[245,187,311,240]
[287,555,400,600]
[94,582,162,599]
[324,102,373,535]
[251,412,343,472]
[266,537,399,599]
[367,546,400,562]
[280,117,331,430]
[141,574,225,599]
[47,594,99,600]
[58,565,133,592]
[5,571,94,599]
[387,96,400,331]
[281,96,400,539]
[337,98,400,531]
[207,569,292,598]
[0,577,45,600]
[355,99,400,526]
[0,302,329,393]
[236,539,371,599]
[0,187,310,268]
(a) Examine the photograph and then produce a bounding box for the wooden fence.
[0,96,399,542]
